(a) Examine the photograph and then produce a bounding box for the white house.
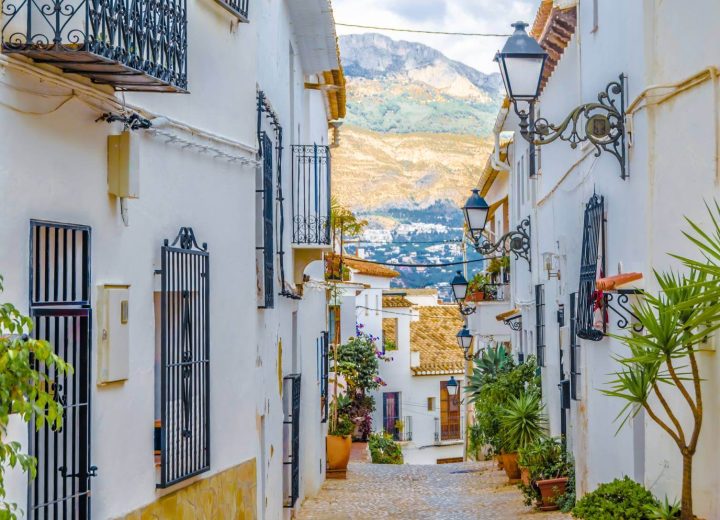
[372,290,467,465]
[485,0,720,517]
[0,0,345,517]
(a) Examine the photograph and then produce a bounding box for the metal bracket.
[514,74,627,179]
[504,315,522,331]
[603,290,644,333]
[472,217,531,270]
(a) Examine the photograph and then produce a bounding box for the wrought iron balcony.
[291,144,331,246]
[1,0,188,92]
[215,0,248,22]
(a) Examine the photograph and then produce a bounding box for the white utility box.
[97,284,131,384]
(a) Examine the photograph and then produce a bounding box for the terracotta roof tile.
[382,295,414,308]
[530,1,578,94]
[410,306,465,376]
[326,253,400,279]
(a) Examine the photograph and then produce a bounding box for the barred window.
[156,227,210,488]
[535,284,546,367]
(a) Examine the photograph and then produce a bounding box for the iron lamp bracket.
[471,217,531,270]
[513,74,627,179]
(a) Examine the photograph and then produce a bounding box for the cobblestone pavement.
[297,460,571,520]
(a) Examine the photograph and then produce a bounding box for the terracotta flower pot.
[536,476,568,511]
[466,291,485,302]
[501,452,521,482]
[520,466,531,487]
[326,435,352,478]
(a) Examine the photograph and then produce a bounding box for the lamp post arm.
[512,75,627,179]
[472,217,531,270]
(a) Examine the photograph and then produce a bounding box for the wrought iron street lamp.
[446,376,460,397]
[463,189,531,269]
[496,21,627,179]
[450,271,477,316]
[456,325,474,361]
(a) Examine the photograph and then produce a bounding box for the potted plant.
[498,391,546,484]
[466,272,490,302]
[518,436,572,511]
[327,394,354,479]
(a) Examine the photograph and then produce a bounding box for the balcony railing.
[2,0,188,91]
[215,0,248,21]
[291,144,330,246]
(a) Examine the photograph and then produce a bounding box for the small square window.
[427,397,436,411]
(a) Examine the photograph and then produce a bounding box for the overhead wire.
[335,23,510,37]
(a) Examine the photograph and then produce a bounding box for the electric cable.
[335,23,510,37]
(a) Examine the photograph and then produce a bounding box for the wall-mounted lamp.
[496,22,627,179]
[463,189,531,270]
[542,252,561,280]
[456,325,474,361]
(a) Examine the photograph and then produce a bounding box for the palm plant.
[464,344,513,403]
[499,391,547,452]
[604,202,720,520]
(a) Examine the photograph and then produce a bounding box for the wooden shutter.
[440,381,460,441]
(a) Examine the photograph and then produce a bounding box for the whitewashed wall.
[501,0,720,516]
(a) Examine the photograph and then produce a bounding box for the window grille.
[283,374,301,508]
[577,194,605,341]
[535,284,546,366]
[570,292,582,400]
[157,227,210,488]
[215,0,249,21]
[257,131,275,309]
[291,144,331,245]
[29,220,95,518]
[319,332,329,423]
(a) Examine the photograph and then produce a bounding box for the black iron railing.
[215,0,248,21]
[157,228,210,488]
[535,284,546,367]
[283,374,301,508]
[29,221,96,519]
[1,0,188,91]
[570,292,581,400]
[577,193,605,341]
[291,144,331,246]
[397,415,412,441]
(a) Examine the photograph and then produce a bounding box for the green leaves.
[499,391,546,452]
[572,477,659,520]
[0,276,72,519]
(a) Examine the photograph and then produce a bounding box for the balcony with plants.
[1,0,188,91]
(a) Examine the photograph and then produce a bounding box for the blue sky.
[333,0,537,73]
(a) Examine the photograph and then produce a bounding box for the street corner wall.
[120,458,257,519]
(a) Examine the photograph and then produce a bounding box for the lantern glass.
[450,271,469,303]
[446,376,459,397]
[495,21,548,102]
[463,189,490,240]
[456,326,474,352]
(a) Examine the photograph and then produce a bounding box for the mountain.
[332,125,493,211]
[333,34,499,289]
[339,33,503,136]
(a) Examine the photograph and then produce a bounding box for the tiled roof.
[326,253,400,279]
[382,318,396,343]
[382,295,414,308]
[530,0,578,93]
[402,288,438,296]
[410,306,465,376]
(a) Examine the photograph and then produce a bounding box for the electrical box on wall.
[107,131,140,198]
[98,284,131,384]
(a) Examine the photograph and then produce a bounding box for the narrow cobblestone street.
[297,460,571,519]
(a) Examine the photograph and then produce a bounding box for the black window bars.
[157,227,210,488]
[257,131,275,309]
[283,374,301,508]
[535,284,546,367]
[1,0,188,91]
[291,144,331,246]
[576,193,605,341]
[570,292,582,400]
[28,220,96,519]
[215,0,249,22]
[319,332,329,423]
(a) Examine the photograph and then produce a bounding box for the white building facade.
[0,0,345,517]
[489,0,720,517]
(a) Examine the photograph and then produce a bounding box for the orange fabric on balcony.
[595,272,643,291]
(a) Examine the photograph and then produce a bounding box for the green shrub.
[368,432,403,464]
[573,477,659,519]
[517,437,574,509]
[499,391,546,452]
[329,413,355,436]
